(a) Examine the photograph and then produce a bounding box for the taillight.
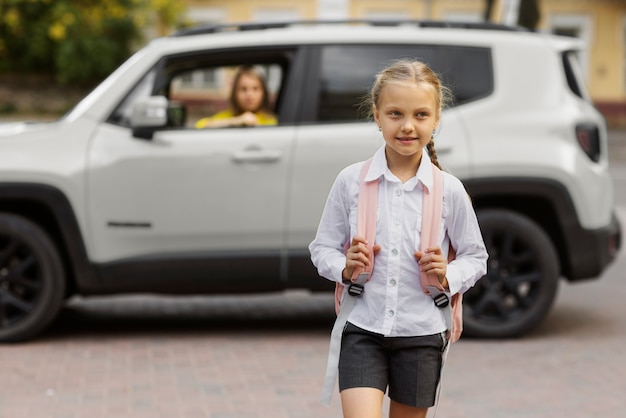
[575,123,600,162]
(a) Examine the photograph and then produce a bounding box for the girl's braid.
[426,138,443,171]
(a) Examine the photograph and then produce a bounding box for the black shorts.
[338,322,447,408]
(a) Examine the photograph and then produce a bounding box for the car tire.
[0,213,65,342]
[462,209,560,339]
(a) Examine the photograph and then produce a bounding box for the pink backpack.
[334,158,463,342]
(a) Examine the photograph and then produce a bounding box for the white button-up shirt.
[309,146,488,337]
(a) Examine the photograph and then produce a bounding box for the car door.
[85,51,301,290]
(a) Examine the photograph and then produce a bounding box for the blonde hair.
[365,59,453,170]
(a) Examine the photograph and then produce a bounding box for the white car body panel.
[86,124,294,262]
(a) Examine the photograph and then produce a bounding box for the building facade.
[180,0,626,125]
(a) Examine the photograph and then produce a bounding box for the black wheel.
[463,209,559,339]
[0,213,65,342]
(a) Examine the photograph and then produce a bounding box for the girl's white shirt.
[309,146,488,337]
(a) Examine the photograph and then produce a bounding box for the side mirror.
[131,96,168,139]
[130,96,187,139]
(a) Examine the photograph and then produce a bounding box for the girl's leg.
[389,400,428,418]
[341,387,385,418]
[387,333,445,418]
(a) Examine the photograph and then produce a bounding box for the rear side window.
[562,50,590,101]
[315,44,493,123]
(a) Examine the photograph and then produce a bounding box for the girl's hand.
[237,111,260,126]
[342,236,381,282]
[414,246,449,290]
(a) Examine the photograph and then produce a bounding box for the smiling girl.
[309,60,488,418]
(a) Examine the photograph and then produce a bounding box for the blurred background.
[1,2,626,417]
[1,0,625,127]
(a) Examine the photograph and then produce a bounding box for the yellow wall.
[350,0,424,18]
[431,0,485,19]
[591,5,623,100]
[349,0,485,20]
[537,0,624,101]
[185,0,316,22]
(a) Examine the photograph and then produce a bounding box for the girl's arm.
[443,176,489,295]
[309,174,351,284]
[310,165,367,284]
[196,111,260,128]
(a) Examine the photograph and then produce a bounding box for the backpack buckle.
[426,285,450,309]
[433,292,450,308]
[348,283,364,297]
[346,271,369,297]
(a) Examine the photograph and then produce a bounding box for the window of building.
[549,14,591,78]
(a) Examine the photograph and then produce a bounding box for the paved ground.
[2,249,626,418]
[0,292,345,418]
[0,128,625,417]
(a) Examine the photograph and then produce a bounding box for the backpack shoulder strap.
[420,161,464,343]
[420,161,445,292]
[352,158,378,280]
[334,158,377,312]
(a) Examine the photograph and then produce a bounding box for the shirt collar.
[364,146,388,182]
[365,145,434,191]
[416,149,434,192]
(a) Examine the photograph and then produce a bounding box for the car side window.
[315,44,493,123]
[108,50,293,129]
[562,51,590,101]
[169,64,283,129]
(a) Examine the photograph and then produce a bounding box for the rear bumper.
[465,177,621,283]
[567,211,621,281]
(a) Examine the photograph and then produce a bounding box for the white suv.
[0,21,620,342]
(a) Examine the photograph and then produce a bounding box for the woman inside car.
[195,65,277,128]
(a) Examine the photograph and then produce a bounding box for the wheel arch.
[464,177,577,280]
[0,183,98,295]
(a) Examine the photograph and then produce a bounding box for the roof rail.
[172,19,527,37]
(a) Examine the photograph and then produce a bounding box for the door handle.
[232,147,282,164]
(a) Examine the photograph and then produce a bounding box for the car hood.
[0,121,56,138]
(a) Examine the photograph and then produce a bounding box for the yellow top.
[195,110,277,128]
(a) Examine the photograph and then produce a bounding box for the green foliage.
[0,0,185,87]
[0,0,53,73]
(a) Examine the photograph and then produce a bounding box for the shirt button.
[395,189,402,196]
[391,248,398,256]
[393,219,400,226]
[389,279,397,286]
[387,310,395,317]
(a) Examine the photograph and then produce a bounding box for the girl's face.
[235,73,264,112]
[373,81,439,164]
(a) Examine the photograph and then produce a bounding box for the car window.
[169,64,283,128]
[108,48,294,129]
[562,50,590,101]
[315,44,493,123]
